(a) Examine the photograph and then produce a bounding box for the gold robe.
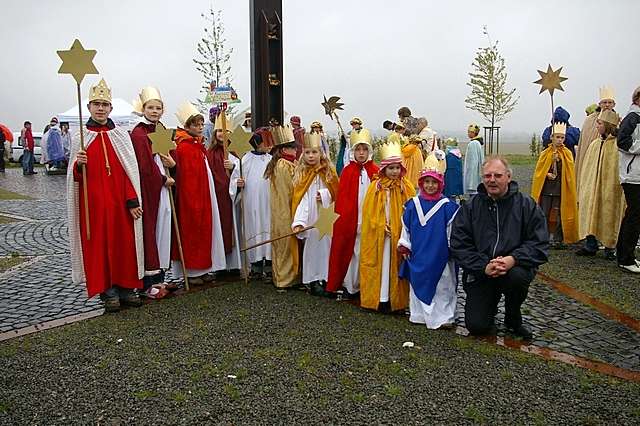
[270,158,299,287]
[575,112,598,190]
[577,135,625,247]
[401,144,424,188]
[359,175,416,311]
[291,162,339,214]
[531,145,579,243]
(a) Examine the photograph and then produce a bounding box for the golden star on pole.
[314,203,339,240]
[321,95,344,116]
[533,64,568,96]
[228,126,253,159]
[149,123,176,155]
[57,39,99,84]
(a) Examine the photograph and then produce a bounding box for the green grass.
[504,154,538,166]
[0,215,16,224]
[0,255,25,273]
[0,188,30,200]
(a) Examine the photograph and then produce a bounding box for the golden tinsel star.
[57,39,98,84]
[321,95,344,116]
[149,123,176,155]
[314,203,339,240]
[534,65,568,96]
[228,126,253,159]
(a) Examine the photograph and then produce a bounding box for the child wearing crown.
[67,79,144,312]
[397,169,460,328]
[359,138,415,313]
[170,103,226,285]
[326,129,379,298]
[291,133,339,296]
[531,123,578,247]
[264,126,300,288]
[207,111,244,277]
[129,87,175,298]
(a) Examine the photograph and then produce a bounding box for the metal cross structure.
[250,0,283,130]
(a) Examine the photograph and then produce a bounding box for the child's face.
[215,129,225,143]
[303,147,320,165]
[282,146,297,157]
[353,144,369,163]
[596,119,606,136]
[187,120,204,137]
[552,133,565,148]
[422,176,440,195]
[143,99,163,123]
[384,163,402,179]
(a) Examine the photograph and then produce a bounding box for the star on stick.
[57,39,98,84]
[149,123,176,155]
[228,126,253,159]
[321,95,344,117]
[533,64,568,96]
[313,203,339,240]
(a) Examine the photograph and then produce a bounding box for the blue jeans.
[22,150,34,174]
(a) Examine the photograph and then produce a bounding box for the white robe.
[241,152,272,263]
[154,155,172,270]
[171,158,226,278]
[379,191,391,303]
[292,175,333,283]
[342,167,371,294]
[224,154,244,271]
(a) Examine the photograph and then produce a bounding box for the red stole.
[326,160,379,292]
[206,143,233,254]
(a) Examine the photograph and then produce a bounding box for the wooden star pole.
[321,95,347,136]
[57,39,99,240]
[228,126,254,285]
[534,64,568,122]
[148,123,190,291]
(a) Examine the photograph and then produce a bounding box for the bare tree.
[193,4,233,110]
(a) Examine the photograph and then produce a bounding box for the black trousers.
[0,147,5,171]
[617,183,640,265]
[463,266,535,335]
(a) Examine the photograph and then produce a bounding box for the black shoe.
[120,292,143,307]
[603,249,616,261]
[507,324,533,340]
[102,298,120,313]
[378,301,391,314]
[576,247,596,256]
[310,281,326,297]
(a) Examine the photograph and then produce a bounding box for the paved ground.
[0,167,639,375]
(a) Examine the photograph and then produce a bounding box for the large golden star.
[148,123,176,155]
[228,126,253,159]
[57,39,98,84]
[534,65,568,96]
[321,95,344,116]
[313,203,339,240]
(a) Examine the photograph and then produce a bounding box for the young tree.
[529,133,541,157]
[193,5,233,110]
[465,28,518,152]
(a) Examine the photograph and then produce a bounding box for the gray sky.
[1,0,639,139]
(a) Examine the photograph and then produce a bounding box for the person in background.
[290,115,305,159]
[463,124,484,195]
[21,121,36,175]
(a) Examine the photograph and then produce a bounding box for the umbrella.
[0,124,13,142]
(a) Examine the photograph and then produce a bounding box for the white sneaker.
[619,263,640,274]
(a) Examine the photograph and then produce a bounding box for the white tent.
[57,98,139,129]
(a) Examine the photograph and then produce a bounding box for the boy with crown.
[326,129,379,298]
[206,111,244,276]
[531,122,579,247]
[291,132,339,296]
[170,102,226,284]
[67,78,144,312]
[359,138,415,313]
[129,87,175,297]
[264,126,299,288]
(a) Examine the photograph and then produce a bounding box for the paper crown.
[310,121,323,129]
[132,97,143,115]
[175,102,202,127]
[598,109,620,126]
[599,85,615,102]
[380,136,403,161]
[468,123,480,134]
[304,133,322,149]
[89,78,112,103]
[552,122,567,136]
[139,86,162,106]
[349,129,372,148]
[214,111,230,130]
[350,117,362,125]
[270,125,295,146]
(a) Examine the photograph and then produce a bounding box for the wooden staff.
[76,83,91,240]
[241,226,313,252]
[236,159,250,285]
[163,164,190,291]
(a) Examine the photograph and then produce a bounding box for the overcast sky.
[1,0,639,138]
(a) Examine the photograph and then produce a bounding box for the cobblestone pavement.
[0,167,67,200]
[0,173,639,376]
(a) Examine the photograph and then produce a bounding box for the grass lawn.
[0,282,638,424]
[0,215,16,224]
[0,256,25,273]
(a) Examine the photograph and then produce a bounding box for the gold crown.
[214,111,230,130]
[350,117,362,125]
[132,97,143,115]
[349,129,372,148]
[380,137,403,161]
[598,110,620,126]
[468,123,480,134]
[303,133,322,149]
[139,86,162,106]
[599,85,615,102]
[89,78,112,103]
[175,102,202,127]
[270,125,295,146]
[552,122,567,136]
[310,121,323,129]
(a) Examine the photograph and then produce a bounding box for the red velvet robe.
[130,122,166,271]
[326,160,379,293]
[73,122,142,297]
[171,130,213,269]
[206,142,233,254]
